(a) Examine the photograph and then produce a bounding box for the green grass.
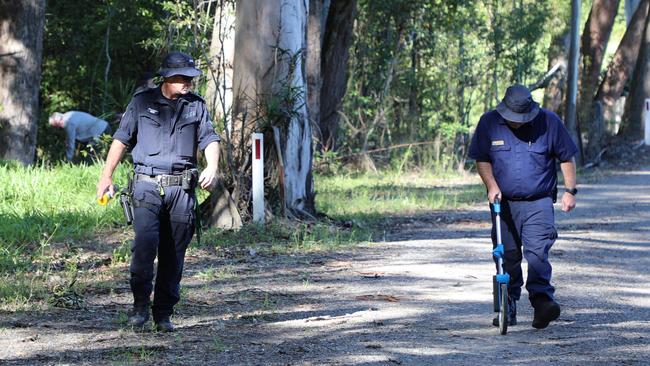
[0,161,484,262]
[194,219,371,255]
[192,170,484,255]
[0,160,485,310]
[315,170,485,223]
[0,160,129,248]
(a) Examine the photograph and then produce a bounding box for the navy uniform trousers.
[130,180,195,320]
[490,196,558,302]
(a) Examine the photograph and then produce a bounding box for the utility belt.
[118,169,198,225]
[135,169,199,191]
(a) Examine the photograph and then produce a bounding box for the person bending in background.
[48,111,112,162]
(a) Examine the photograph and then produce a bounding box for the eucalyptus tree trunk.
[319,0,356,152]
[200,0,241,229]
[0,0,45,164]
[588,0,648,153]
[621,6,650,139]
[279,0,316,217]
[205,0,235,128]
[579,0,620,160]
[307,0,323,149]
[229,0,315,219]
[594,0,648,113]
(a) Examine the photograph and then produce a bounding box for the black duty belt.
[135,173,183,187]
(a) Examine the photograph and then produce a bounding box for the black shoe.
[127,305,150,329]
[532,297,560,329]
[155,316,174,333]
[492,298,517,326]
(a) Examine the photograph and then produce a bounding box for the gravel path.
[1,166,649,365]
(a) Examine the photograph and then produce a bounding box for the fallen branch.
[583,147,608,169]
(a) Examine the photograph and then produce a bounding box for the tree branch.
[528,62,565,91]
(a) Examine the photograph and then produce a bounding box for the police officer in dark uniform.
[468,84,578,329]
[97,51,221,332]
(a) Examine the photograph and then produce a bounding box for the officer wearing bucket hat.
[97,51,221,332]
[468,84,578,329]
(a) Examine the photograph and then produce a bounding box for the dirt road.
[2,166,649,365]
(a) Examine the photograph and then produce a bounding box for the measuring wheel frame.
[491,197,511,335]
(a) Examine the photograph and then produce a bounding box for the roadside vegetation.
[0,159,484,312]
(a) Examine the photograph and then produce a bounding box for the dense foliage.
[37,0,578,171]
[38,0,219,163]
[39,0,164,161]
[340,0,566,171]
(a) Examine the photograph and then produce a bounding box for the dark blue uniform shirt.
[468,109,578,200]
[113,87,221,175]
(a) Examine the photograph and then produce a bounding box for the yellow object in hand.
[98,185,118,205]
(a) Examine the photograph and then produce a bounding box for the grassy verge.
[0,160,484,311]
[315,170,485,224]
[0,160,131,310]
[0,160,128,249]
[194,219,372,256]
[191,171,484,255]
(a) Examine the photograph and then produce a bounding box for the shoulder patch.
[492,140,505,146]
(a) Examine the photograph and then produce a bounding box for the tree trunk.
[205,0,235,129]
[0,0,45,165]
[543,31,569,115]
[489,0,502,105]
[593,0,649,144]
[307,0,323,148]
[621,7,650,139]
[279,0,315,217]
[589,0,648,153]
[579,0,620,160]
[319,0,356,152]
[595,0,649,108]
[228,0,315,220]
[408,21,420,141]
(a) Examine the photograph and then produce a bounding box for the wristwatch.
[565,187,578,195]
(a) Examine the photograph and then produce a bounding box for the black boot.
[492,297,517,326]
[531,295,560,329]
[127,304,150,329]
[154,316,174,333]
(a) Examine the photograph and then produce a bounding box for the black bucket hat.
[157,51,202,78]
[496,84,540,123]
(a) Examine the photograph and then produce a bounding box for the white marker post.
[644,98,650,146]
[252,133,264,224]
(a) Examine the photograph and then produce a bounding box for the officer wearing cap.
[96,51,221,332]
[468,84,578,330]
